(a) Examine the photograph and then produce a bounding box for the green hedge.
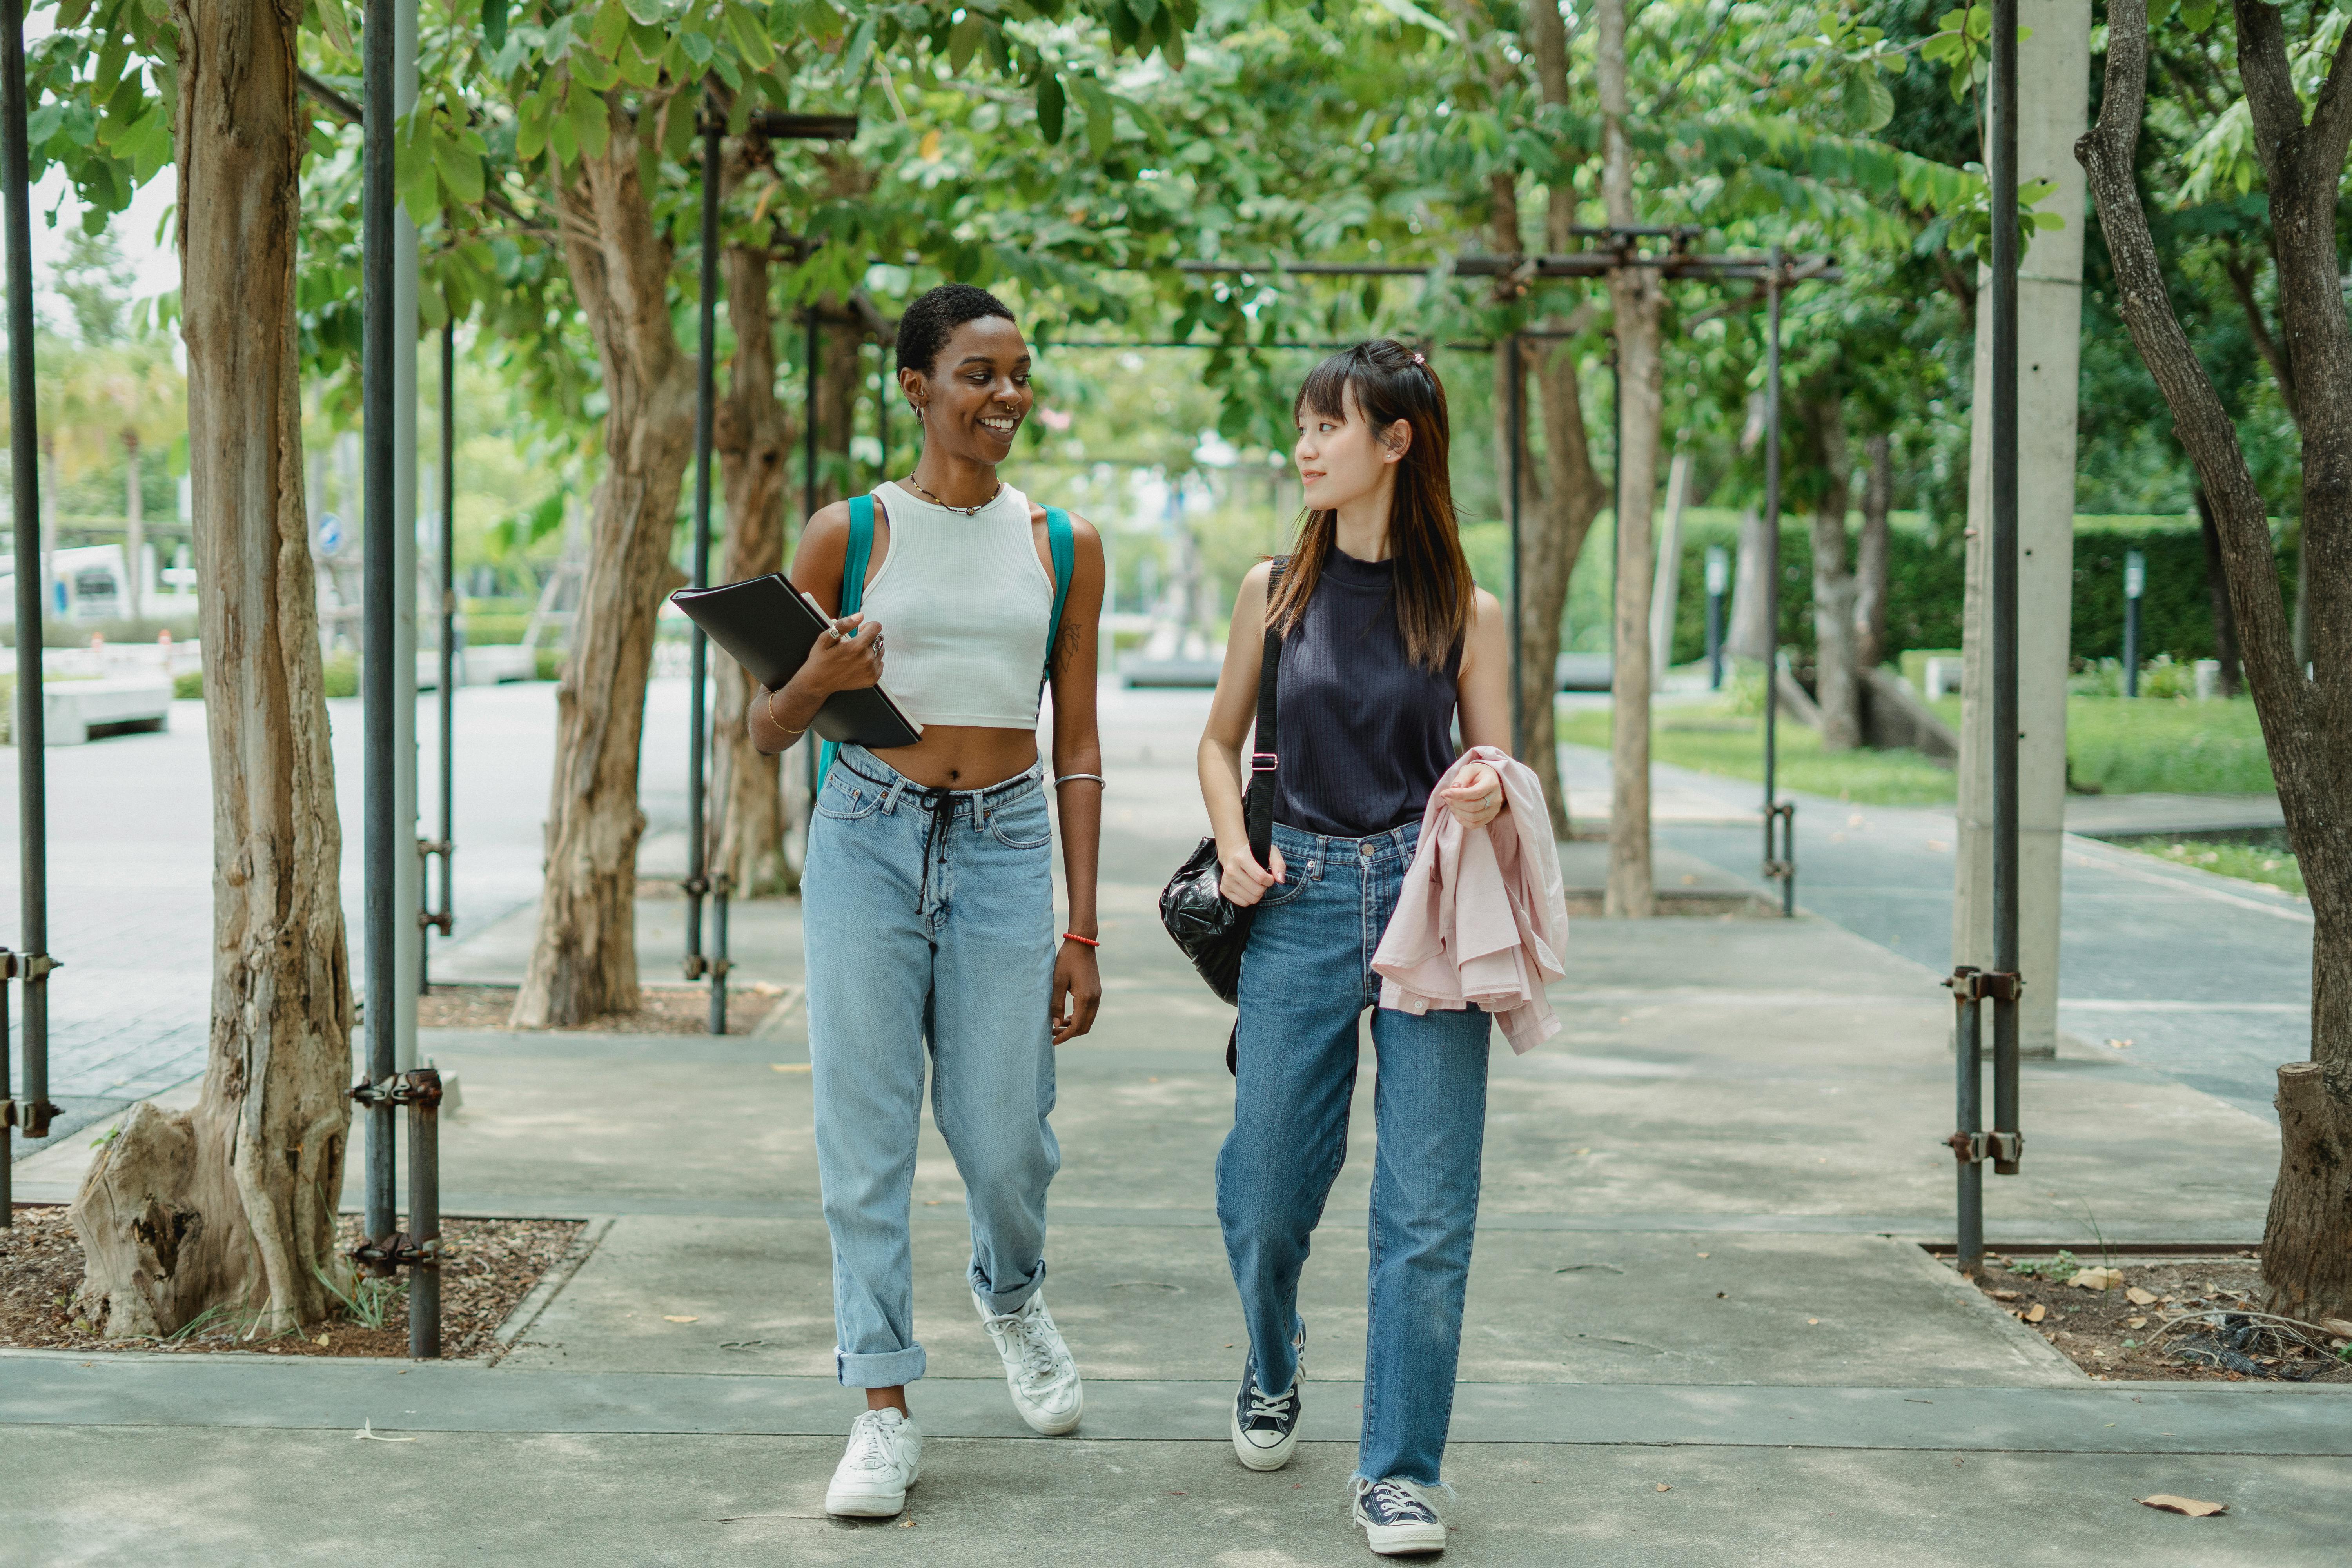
[1652,516,2294,671]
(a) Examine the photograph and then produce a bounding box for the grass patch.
[1926,693,2274,795]
[1557,698,1959,806]
[2112,830,2303,897]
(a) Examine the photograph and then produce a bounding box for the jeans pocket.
[987,795,1054,850]
[815,778,880,822]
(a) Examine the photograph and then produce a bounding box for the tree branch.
[2080,0,2301,710]
[2229,0,2303,187]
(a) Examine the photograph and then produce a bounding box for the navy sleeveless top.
[1270,550,1461,839]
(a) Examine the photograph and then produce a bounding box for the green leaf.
[726,3,776,69]
[572,82,612,161]
[317,0,356,56]
[436,136,486,205]
[547,105,579,171]
[839,13,877,82]
[1126,0,1157,24]
[1036,71,1064,145]
[1071,73,1114,156]
[481,0,507,48]
[2178,0,2217,29]
[1365,0,1455,42]
[949,11,983,74]
[590,0,630,56]
[678,27,715,67]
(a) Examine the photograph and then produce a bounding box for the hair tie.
[1411,350,1427,366]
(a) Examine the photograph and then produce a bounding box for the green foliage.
[172,668,202,700]
[2116,832,2302,897]
[1558,695,1960,807]
[2061,696,2275,796]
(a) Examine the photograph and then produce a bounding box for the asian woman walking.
[1196,339,1510,1557]
[751,283,1106,1519]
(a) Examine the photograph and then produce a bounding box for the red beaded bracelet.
[1061,931,1100,948]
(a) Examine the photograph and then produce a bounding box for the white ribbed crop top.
[857,480,1056,730]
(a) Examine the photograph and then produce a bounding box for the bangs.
[1293,354,1361,424]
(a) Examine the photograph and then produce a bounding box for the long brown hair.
[1267,339,1475,671]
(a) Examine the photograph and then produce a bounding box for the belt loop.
[882,773,907,814]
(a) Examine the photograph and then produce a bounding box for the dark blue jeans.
[1216,819,1493,1486]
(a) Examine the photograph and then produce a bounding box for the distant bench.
[40,676,173,745]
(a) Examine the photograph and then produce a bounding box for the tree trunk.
[124,431,144,625]
[1599,0,1660,918]
[1805,389,1860,750]
[1854,433,1892,670]
[2080,0,2352,1317]
[2264,1060,2352,1318]
[69,0,353,1338]
[511,95,698,1027]
[1515,0,1606,841]
[2195,488,2243,696]
[712,238,793,898]
[1726,506,1774,662]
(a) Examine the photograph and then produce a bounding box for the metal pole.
[1989,0,2024,1179]
[1952,968,1985,1273]
[1704,545,1728,690]
[805,311,821,520]
[1,0,54,1183]
[0,949,12,1213]
[683,103,717,1018]
[434,320,455,957]
[1760,252,1793,915]
[2122,548,2143,698]
[1505,332,1523,757]
[361,0,398,1267]
[405,1068,442,1357]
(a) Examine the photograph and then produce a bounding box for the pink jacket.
[1372,746,1569,1054]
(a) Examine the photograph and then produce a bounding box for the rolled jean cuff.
[971,1261,1046,1319]
[836,1343,927,1389]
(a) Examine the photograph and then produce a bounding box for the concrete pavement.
[5,684,2341,1564]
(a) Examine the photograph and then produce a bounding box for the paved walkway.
[1554,746,2312,1123]
[0,680,697,1153]
[6,686,2342,1564]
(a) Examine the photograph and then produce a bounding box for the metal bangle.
[764,687,806,746]
[1054,773,1106,789]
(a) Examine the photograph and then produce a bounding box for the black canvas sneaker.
[1352,1476,1446,1556]
[1229,1372,1301,1471]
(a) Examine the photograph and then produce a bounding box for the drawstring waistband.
[831,748,1044,915]
[916,786,953,913]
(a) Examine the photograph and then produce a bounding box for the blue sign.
[317,512,343,556]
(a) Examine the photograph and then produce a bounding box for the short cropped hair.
[896,283,1018,377]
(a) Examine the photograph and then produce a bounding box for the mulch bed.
[418,981,784,1036]
[1,1205,584,1359]
[1963,1252,2352,1383]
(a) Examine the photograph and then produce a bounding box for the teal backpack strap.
[818,494,878,784]
[1042,506,1074,687]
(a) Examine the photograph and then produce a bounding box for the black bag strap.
[1246,563,1285,867]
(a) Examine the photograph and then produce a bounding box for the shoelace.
[991,1309,1063,1382]
[846,1414,900,1472]
[1244,1386,1296,1425]
[1366,1481,1437,1524]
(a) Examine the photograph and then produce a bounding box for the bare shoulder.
[1239,559,1276,596]
[1470,586,1504,629]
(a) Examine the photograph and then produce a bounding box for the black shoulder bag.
[1158,601,1282,1074]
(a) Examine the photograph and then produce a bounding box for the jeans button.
[1360,844,1373,856]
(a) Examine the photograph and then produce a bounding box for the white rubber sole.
[1362,1519,1447,1556]
[1230,1406,1297,1471]
[824,1479,911,1518]
[1011,1386,1084,1436]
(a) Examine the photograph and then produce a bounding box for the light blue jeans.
[802,744,1061,1388]
[1217,819,1493,1485]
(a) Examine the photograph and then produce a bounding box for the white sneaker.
[824,1408,921,1517]
[974,1289,1084,1435]
[1353,1476,1446,1556]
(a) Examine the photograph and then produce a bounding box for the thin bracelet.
[1054,773,1106,789]
[764,687,807,746]
[1061,931,1100,948]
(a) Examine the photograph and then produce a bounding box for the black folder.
[670,574,923,749]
